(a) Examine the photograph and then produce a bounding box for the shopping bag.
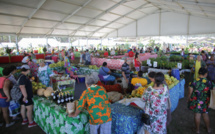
[209,90,215,110]
[9,100,20,117]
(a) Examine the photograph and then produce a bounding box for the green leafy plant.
[6,47,12,63]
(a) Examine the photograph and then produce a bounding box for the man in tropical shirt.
[69,76,112,134]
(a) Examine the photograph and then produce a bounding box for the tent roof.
[0,0,215,38]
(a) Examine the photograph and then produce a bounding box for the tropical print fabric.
[28,61,38,77]
[77,85,112,125]
[188,78,215,113]
[142,85,169,134]
[38,66,53,87]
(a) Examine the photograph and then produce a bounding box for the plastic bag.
[209,90,215,110]
[9,100,20,117]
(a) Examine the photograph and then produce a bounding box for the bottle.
[52,91,56,101]
[71,92,74,102]
[61,93,64,104]
[51,91,55,97]
[68,91,71,101]
[65,93,68,102]
[57,93,61,104]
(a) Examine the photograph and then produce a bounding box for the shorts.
[122,78,129,89]
[19,97,33,106]
[0,98,10,107]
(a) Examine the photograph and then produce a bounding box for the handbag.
[209,90,215,109]
[142,113,151,125]
[142,87,152,125]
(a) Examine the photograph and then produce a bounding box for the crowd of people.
[0,47,215,134]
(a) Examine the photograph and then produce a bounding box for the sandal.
[207,128,212,134]
[193,128,200,134]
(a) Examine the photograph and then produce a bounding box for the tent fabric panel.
[160,12,188,35]
[25,19,58,28]
[137,13,159,36]
[0,15,26,26]
[118,21,136,37]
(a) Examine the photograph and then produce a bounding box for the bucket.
[78,77,85,83]
[171,68,180,80]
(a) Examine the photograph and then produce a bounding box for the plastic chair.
[98,75,107,85]
[70,71,79,83]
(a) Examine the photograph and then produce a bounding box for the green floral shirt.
[77,85,112,125]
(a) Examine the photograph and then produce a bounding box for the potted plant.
[6,47,12,63]
[43,47,47,59]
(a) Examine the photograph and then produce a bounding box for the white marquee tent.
[0,0,215,39]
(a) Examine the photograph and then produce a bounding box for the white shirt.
[111,50,115,56]
[22,56,29,63]
[95,53,100,56]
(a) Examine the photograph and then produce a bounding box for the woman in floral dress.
[27,58,38,77]
[37,59,54,87]
[142,72,169,134]
[64,53,78,74]
[188,67,215,133]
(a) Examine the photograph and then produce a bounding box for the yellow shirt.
[131,78,147,87]
[195,60,201,79]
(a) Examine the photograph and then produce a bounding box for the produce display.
[49,61,65,68]
[130,86,148,98]
[142,55,194,69]
[32,81,47,94]
[89,65,101,70]
[165,74,179,89]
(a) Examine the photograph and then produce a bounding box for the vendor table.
[107,55,124,59]
[110,103,144,134]
[0,53,59,63]
[111,79,185,133]
[169,79,185,112]
[33,96,89,134]
[91,58,124,70]
[77,67,99,75]
[126,53,158,64]
[148,68,191,74]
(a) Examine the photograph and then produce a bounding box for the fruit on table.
[46,87,54,92]
[32,82,47,94]
[164,74,179,89]
[131,86,147,98]
[49,61,65,68]
[37,88,45,96]
[44,89,53,97]
[31,77,35,81]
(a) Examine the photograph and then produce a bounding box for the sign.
[177,63,182,69]
[153,61,157,67]
[147,59,151,65]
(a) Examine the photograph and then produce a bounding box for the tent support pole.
[187,14,190,46]
[15,35,19,53]
[159,9,161,36]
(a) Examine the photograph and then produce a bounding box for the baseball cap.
[21,65,30,70]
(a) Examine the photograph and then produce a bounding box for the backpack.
[10,75,24,101]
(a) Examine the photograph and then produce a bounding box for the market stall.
[91,57,124,70]
[33,96,89,134]
[0,53,59,64]
[111,79,185,134]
